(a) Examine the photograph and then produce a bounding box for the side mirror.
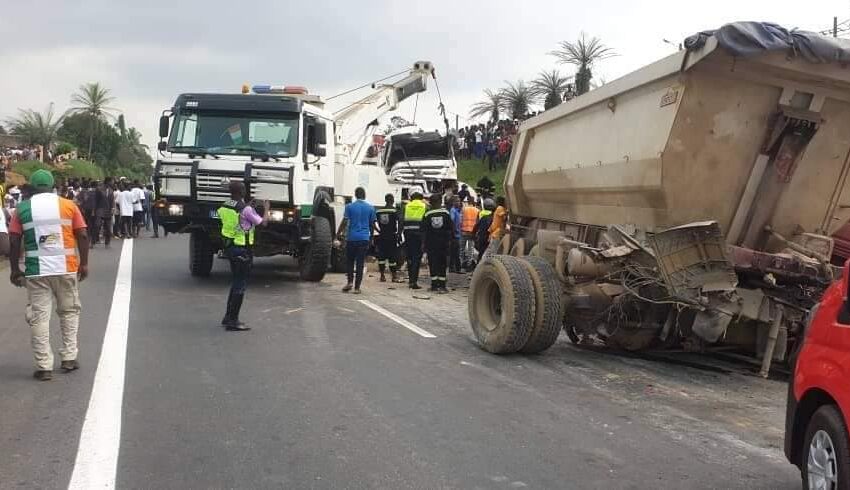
[159,115,169,138]
[157,141,167,151]
[314,145,327,157]
[314,122,327,145]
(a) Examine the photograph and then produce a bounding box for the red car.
[786,260,850,489]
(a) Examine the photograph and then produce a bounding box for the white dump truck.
[468,23,850,375]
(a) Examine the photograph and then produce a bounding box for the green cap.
[30,169,55,188]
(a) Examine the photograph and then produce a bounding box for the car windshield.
[168,111,299,157]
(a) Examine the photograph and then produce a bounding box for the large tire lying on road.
[468,255,535,354]
[300,216,332,282]
[518,256,563,354]
[189,230,214,277]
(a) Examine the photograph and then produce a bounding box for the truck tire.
[509,237,527,257]
[518,256,563,354]
[189,230,214,277]
[802,405,850,490]
[528,244,540,257]
[468,255,535,354]
[300,216,332,282]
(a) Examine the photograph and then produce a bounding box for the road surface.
[0,236,801,489]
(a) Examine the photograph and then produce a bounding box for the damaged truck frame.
[468,23,850,376]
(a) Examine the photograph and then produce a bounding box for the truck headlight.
[269,210,285,222]
[167,204,184,216]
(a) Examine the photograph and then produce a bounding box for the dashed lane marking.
[358,300,436,339]
[68,239,133,490]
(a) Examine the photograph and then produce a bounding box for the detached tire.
[300,216,332,282]
[189,230,214,277]
[518,256,563,354]
[802,405,850,490]
[468,255,535,354]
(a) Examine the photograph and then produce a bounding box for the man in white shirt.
[474,128,483,159]
[118,182,135,238]
[0,205,9,256]
[131,181,145,238]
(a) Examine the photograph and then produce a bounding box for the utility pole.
[456,114,459,131]
[834,16,839,37]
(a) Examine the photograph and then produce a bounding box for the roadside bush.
[12,159,104,182]
[11,160,53,179]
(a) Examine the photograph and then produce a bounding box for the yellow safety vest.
[403,199,427,231]
[479,209,493,219]
[218,200,255,246]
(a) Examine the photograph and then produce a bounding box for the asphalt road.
[0,235,802,489]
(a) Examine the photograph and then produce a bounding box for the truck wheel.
[509,238,527,257]
[518,256,563,354]
[300,216,332,282]
[528,244,540,257]
[189,230,214,277]
[802,405,850,490]
[468,255,535,354]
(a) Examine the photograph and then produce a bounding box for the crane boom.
[333,61,434,166]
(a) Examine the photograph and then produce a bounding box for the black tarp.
[684,21,850,63]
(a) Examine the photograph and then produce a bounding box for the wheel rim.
[808,429,839,490]
[476,277,502,332]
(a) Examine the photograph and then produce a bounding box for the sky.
[1,0,848,158]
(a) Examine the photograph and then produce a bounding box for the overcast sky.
[1,0,847,155]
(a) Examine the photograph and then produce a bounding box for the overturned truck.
[468,23,850,375]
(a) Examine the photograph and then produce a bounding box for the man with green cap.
[8,169,90,381]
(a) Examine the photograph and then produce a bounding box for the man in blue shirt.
[449,196,462,273]
[342,187,376,294]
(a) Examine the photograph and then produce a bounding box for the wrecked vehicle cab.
[383,129,457,194]
[468,22,850,375]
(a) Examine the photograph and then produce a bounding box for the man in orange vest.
[459,195,479,270]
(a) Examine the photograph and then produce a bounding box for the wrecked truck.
[468,22,850,375]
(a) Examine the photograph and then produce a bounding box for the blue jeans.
[346,240,369,288]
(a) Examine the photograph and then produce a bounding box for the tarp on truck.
[684,21,850,63]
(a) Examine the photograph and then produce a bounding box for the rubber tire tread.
[300,216,332,282]
[468,255,535,354]
[802,405,850,490]
[518,256,563,354]
[189,231,213,277]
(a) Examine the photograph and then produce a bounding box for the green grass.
[12,159,104,181]
[456,158,507,192]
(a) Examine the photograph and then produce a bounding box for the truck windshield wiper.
[168,146,220,159]
[219,146,282,162]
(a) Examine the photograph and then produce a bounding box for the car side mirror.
[159,115,169,138]
[157,141,167,151]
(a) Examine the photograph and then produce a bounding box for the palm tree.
[70,82,117,161]
[499,80,536,120]
[530,70,573,110]
[469,89,502,123]
[549,33,616,95]
[6,104,66,162]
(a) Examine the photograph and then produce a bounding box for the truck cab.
[154,91,336,281]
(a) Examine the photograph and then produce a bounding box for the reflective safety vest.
[218,199,254,247]
[461,205,479,233]
[479,209,493,219]
[16,193,80,277]
[403,199,427,231]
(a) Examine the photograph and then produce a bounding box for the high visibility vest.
[479,209,493,219]
[218,200,254,247]
[461,205,479,233]
[403,199,427,231]
[16,193,80,277]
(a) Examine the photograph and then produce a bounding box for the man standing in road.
[375,193,402,283]
[449,196,462,273]
[460,196,479,270]
[218,181,269,331]
[0,202,9,256]
[8,169,89,381]
[93,179,114,248]
[118,182,135,239]
[143,184,154,232]
[422,193,452,293]
[131,181,145,238]
[342,187,376,294]
[402,191,427,289]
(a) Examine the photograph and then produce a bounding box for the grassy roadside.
[456,158,507,192]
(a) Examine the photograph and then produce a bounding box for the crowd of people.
[456,119,519,171]
[1,144,43,170]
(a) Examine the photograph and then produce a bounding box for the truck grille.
[195,173,257,202]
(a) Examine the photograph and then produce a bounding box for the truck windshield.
[385,133,451,168]
[168,111,299,157]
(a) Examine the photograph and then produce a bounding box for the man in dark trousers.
[402,192,428,289]
[218,181,269,331]
[421,193,453,293]
[376,193,402,283]
[341,187,376,294]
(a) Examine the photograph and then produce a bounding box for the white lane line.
[68,239,134,490]
[358,300,436,338]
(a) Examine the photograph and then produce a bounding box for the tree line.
[470,33,616,122]
[3,82,152,180]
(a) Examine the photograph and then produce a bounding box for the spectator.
[449,197,462,273]
[342,187,376,294]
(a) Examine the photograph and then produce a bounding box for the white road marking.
[358,300,436,338]
[68,239,134,490]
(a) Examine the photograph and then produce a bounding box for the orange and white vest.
[16,193,80,277]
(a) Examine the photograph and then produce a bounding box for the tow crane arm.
[333,61,435,166]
